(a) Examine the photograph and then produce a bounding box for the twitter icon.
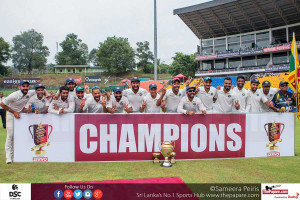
[73,189,83,199]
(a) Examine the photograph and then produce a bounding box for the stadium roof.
[174,0,300,39]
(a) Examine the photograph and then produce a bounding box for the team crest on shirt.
[270,94,273,97]
[42,99,45,103]
[179,94,182,96]
[257,94,259,96]
[193,103,196,105]
[139,93,142,96]
[242,93,245,96]
[26,95,29,98]
[228,95,231,98]
[120,102,123,105]
[211,93,213,96]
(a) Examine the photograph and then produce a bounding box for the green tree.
[0,37,11,75]
[170,53,197,77]
[55,33,89,65]
[96,36,135,74]
[89,48,99,66]
[136,41,154,73]
[12,29,49,72]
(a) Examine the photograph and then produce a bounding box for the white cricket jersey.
[3,90,36,112]
[259,88,279,112]
[213,89,238,113]
[25,94,50,112]
[107,95,132,113]
[48,96,75,114]
[232,87,249,113]
[83,97,104,113]
[123,88,148,113]
[57,89,76,101]
[177,96,206,114]
[143,93,161,113]
[246,90,268,113]
[162,88,186,113]
[74,94,90,113]
[197,86,217,111]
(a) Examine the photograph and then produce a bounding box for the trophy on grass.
[158,141,175,167]
[153,153,160,163]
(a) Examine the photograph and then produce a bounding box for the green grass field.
[0,119,299,183]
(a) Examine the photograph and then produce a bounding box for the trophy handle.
[48,125,53,139]
[172,140,176,149]
[264,124,268,136]
[29,125,34,139]
[279,123,285,136]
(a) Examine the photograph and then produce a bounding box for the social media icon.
[83,190,93,199]
[73,189,83,199]
[93,189,103,199]
[63,189,73,200]
[54,189,63,199]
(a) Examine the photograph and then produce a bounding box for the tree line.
[0,29,197,76]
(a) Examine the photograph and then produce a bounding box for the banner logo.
[29,121,53,161]
[264,121,285,157]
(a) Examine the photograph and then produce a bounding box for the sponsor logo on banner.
[3,78,21,85]
[65,76,82,84]
[85,76,101,83]
[29,121,53,162]
[264,121,285,157]
[74,114,246,161]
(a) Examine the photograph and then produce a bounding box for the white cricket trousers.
[5,112,14,162]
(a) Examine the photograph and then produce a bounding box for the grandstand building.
[174,0,300,78]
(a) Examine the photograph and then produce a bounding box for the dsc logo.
[54,189,63,199]
[9,184,21,198]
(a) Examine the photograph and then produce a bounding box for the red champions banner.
[75,114,246,162]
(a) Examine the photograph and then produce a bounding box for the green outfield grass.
[0,119,299,183]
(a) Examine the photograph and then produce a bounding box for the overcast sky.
[0,0,208,65]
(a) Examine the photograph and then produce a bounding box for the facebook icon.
[54,189,63,199]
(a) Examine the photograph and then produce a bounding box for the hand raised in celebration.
[141,100,146,109]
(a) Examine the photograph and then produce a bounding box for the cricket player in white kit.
[232,76,249,113]
[259,80,279,112]
[80,86,108,113]
[157,77,191,113]
[0,80,36,164]
[196,77,217,113]
[74,87,91,113]
[245,79,271,113]
[140,83,165,113]
[178,86,206,115]
[107,87,133,113]
[24,84,50,114]
[213,77,240,113]
[48,86,75,114]
[123,77,148,113]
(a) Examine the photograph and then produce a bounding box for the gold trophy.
[158,141,175,167]
[264,121,285,150]
[29,122,53,155]
[170,152,176,164]
[153,153,160,163]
